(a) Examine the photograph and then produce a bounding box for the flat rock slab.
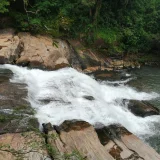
[0,28,20,64]
[16,33,70,70]
[43,120,160,160]
[127,100,159,117]
[45,120,115,160]
[121,134,160,160]
[0,132,51,160]
[0,69,39,134]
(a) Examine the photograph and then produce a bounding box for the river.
[129,66,160,153]
[0,64,160,153]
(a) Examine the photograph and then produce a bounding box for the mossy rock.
[0,112,39,134]
[13,105,36,115]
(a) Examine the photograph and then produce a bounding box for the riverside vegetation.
[0,0,160,60]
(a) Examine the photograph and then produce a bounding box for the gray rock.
[127,100,159,117]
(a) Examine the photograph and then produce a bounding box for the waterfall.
[0,64,160,137]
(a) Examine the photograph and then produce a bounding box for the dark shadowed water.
[130,66,160,153]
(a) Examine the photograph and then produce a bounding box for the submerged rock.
[0,71,39,134]
[83,95,95,101]
[127,100,159,117]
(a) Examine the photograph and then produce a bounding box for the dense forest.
[0,0,160,55]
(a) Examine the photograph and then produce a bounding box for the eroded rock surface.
[127,100,159,117]
[0,29,20,64]
[44,120,115,160]
[69,40,140,73]
[42,120,160,160]
[16,33,71,70]
[0,29,141,72]
[0,132,51,160]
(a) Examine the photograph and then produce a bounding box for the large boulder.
[127,100,159,117]
[43,120,160,160]
[16,33,71,70]
[0,29,20,64]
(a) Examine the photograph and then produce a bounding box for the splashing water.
[0,64,160,137]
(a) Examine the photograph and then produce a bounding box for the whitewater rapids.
[0,64,160,137]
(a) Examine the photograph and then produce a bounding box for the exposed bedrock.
[42,120,160,160]
[0,29,140,72]
[0,118,160,160]
[123,100,160,117]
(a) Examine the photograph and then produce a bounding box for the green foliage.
[0,0,9,13]
[97,28,119,44]
[64,150,84,160]
[1,0,160,54]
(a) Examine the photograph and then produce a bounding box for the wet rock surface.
[93,70,130,81]
[127,100,159,117]
[69,40,141,73]
[0,131,51,160]
[1,120,160,160]
[0,69,39,134]
[83,95,95,101]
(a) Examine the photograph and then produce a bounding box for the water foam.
[1,64,160,137]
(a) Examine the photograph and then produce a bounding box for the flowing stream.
[0,64,160,152]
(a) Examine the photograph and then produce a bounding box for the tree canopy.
[0,0,160,55]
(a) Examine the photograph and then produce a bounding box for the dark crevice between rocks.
[96,124,132,143]
[9,39,24,65]
[125,149,145,160]
[66,40,86,71]
[56,120,91,132]
[42,123,65,160]
[96,125,145,160]
[109,144,122,160]
[42,123,55,160]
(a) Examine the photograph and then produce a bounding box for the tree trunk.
[93,0,102,33]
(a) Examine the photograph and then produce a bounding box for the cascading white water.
[0,64,160,137]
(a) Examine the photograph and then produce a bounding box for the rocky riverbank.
[0,28,142,73]
[0,28,160,160]
[0,119,160,160]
